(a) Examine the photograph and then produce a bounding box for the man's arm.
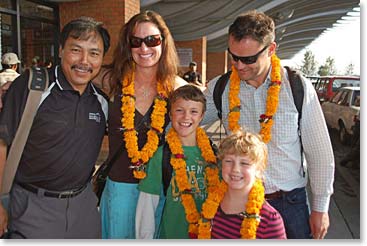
[299,76,334,238]
[0,139,8,237]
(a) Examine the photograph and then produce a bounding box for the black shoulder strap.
[284,66,305,177]
[213,71,232,120]
[284,66,304,121]
[162,142,172,196]
[161,138,218,196]
[29,67,49,91]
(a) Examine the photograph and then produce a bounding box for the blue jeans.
[267,187,312,239]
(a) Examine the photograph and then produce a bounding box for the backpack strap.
[1,67,49,195]
[161,138,218,196]
[213,71,232,120]
[284,66,303,122]
[284,66,305,177]
[162,142,172,196]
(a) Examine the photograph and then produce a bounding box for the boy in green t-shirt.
[136,84,219,239]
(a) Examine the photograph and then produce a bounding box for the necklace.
[121,70,168,179]
[166,127,219,238]
[198,178,265,239]
[228,54,282,143]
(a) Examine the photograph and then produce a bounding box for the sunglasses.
[227,45,268,64]
[130,34,163,48]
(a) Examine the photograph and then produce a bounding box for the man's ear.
[268,42,277,57]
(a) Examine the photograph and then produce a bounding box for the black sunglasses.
[130,34,163,48]
[227,45,268,64]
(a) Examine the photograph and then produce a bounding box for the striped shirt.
[211,201,286,239]
[202,67,334,212]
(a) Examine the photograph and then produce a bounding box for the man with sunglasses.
[202,10,334,239]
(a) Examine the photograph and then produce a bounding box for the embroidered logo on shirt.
[89,112,101,123]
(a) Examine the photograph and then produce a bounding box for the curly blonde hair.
[218,129,268,174]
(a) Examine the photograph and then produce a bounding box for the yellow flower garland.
[198,178,265,239]
[121,70,168,179]
[166,127,219,238]
[228,54,282,143]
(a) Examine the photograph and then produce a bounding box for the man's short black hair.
[189,61,197,66]
[60,16,110,55]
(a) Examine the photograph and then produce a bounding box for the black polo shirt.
[0,66,108,190]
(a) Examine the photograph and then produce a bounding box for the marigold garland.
[166,127,219,238]
[121,70,168,179]
[228,54,282,143]
[198,178,265,239]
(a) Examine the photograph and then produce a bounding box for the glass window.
[332,79,360,91]
[331,90,343,103]
[0,1,14,10]
[20,0,55,21]
[20,18,56,69]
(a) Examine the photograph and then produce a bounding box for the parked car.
[306,76,319,88]
[321,86,360,144]
[314,76,360,103]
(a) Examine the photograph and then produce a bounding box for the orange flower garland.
[121,70,168,179]
[166,127,219,238]
[198,178,265,239]
[228,54,282,143]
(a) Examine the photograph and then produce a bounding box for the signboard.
[177,48,192,67]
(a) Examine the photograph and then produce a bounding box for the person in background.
[93,10,187,239]
[200,129,286,239]
[0,52,20,86]
[183,61,203,87]
[31,56,41,68]
[0,16,110,238]
[202,10,334,239]
[0,53,21,113]
[136,84,219,239]
[44,59,53,69]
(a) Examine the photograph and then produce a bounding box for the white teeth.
[230,175,242,181]
[180,122,192,127]
[140,54,153,58]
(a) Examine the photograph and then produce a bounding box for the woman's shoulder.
[173,75,188,89]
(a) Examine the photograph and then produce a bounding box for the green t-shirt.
[139,145,208,239]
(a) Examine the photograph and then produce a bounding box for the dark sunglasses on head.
[227,45,268,64]
[130,34,163,48]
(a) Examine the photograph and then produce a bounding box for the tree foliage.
[318,56,337,76]
[300,50,317,76]
[344,62,355,75]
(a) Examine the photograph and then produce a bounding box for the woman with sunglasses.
[95,10,187,239]
[202,10,334,239]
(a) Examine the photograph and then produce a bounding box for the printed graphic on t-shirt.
[170,157,207,202]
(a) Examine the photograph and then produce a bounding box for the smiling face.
[131,22,162,69]
[170,98,204,146]
[221,153,259,192]
[59,31,104,94]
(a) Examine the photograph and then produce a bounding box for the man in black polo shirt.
[0,16,110,239]
[183,61,203,87]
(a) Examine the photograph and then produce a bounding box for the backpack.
[213,66,304,123]
[161,139,218,196]
[213,66,305,177]
[1,67,49,199]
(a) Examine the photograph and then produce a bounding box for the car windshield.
[332,79,360,91]
[352,91,360,106]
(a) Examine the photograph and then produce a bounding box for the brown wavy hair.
[229,10,275,46]
[106,10,179,96]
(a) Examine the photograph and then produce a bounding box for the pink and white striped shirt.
[211,201,287,239]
